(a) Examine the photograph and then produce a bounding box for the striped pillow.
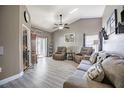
[87,63,104,82]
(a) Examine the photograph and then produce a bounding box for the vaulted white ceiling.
[26,5,105,32]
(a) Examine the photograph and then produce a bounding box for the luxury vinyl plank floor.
[0,57,78,88]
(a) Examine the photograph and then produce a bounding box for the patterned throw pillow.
[86,63,104,82]
[89,52,98,64]
[96,52,110,63]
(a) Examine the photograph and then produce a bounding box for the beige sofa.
[63,51,124,88]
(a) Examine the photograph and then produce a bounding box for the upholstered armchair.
[53,47,67,60]
[74,47,94,63]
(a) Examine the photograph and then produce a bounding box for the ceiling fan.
[53,14,70,30]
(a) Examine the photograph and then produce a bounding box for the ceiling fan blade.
[54,23,58,26]
[64,23,68,25]
[54,14,70,30]
[64,27,70,29]
[53,27,58,29]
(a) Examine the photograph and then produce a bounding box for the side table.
[67,52,75,60]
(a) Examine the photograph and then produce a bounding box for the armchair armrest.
[55,52,61,54]
[75,53,82,56]
[84,55,91,60]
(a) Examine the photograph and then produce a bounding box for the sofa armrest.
[63,76,113,88]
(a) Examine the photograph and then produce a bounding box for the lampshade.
[93,40,98,45]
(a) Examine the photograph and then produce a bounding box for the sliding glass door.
[36,37,47,57]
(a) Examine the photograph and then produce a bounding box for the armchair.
[53,47,67,60]
[74,47,94,63]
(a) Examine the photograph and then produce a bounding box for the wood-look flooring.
[0,57,78,88]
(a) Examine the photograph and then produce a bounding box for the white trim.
[0,71,23,86]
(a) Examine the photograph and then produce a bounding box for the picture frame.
[64,33,75,42]
[106,9,117,35]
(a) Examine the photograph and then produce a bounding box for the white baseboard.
[0,71,23,86]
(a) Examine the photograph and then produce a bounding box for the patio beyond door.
[36,37,47,57]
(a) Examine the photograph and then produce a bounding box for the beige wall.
[0,5,31,80]
[53,18,102,53]
[102,5,124,56]
[0,6,20,80]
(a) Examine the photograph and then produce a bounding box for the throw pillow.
[86,63,104,82]
[89,52,98,64]
[102,57,124,87]
[96,52,110,63]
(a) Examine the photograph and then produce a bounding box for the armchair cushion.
[74,47,94,63]
[57,47,66,52]
[80,47,93,55]
[53,47,66,60]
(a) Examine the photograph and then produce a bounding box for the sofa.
[53,47,67,60]
[63,51,124,88]
[74,47,94,64]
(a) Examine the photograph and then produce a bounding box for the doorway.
[22,24,31,71]
[36,37,47,58]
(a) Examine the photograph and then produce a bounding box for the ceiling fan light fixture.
[58,26,64,29]
[53,14,70,30]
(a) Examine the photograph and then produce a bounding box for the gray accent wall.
[102,5,124,57]
[53,18,102,53]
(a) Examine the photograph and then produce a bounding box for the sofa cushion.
[89,52,98,64]
[86,63,104,82]
[96,52,110,63]
[72,70,86,78]
[80,60,92,65]
[102,57,124,88]
[77,63,92,71]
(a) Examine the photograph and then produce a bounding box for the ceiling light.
[69,8,79,14]
[58,26,64,30]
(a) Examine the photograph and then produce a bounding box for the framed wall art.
[64,33,75,42]
[106,9,118,35]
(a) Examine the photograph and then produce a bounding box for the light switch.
[0,46,4,56]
